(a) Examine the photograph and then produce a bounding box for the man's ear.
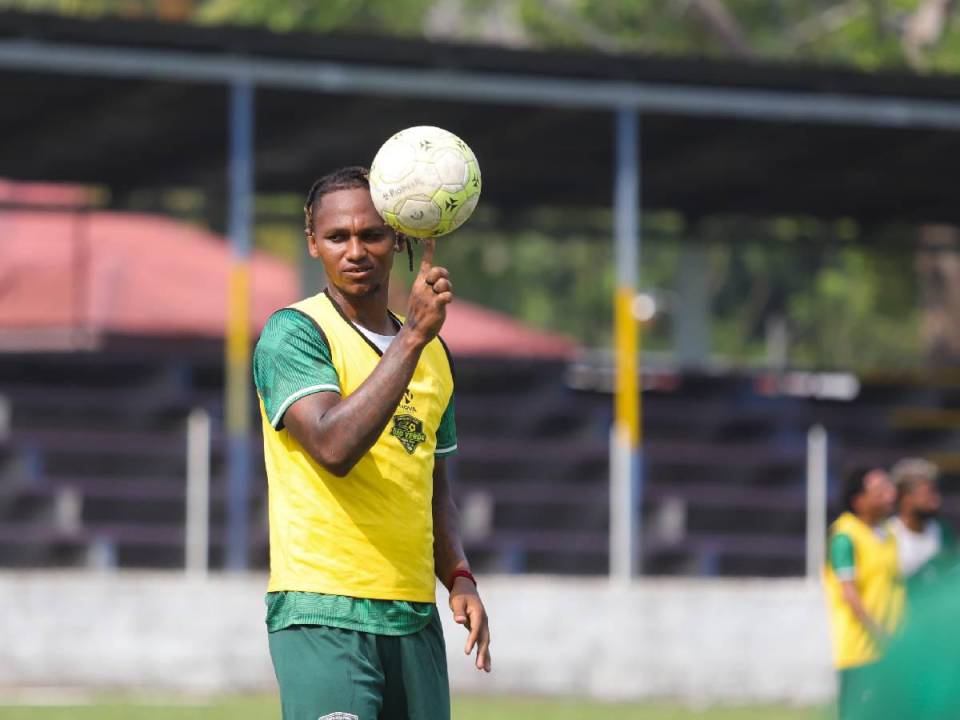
[306,229,321,259]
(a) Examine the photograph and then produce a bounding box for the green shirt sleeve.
[434,336,457,458]
[830,532,856,580]
[435,394,457,457]
[253,309,340,430]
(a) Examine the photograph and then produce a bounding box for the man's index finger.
[419,237,436,274]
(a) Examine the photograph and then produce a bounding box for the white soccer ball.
[369,126,482,238]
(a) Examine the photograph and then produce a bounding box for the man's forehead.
[315,187,373,211]
[865,470,890,488]
[314,190,384,225]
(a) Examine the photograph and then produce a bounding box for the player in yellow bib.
[254,167,491,720]
[823,466,903,719]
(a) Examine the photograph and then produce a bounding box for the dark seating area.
[1,340,958,576]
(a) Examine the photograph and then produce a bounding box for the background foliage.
[3,0,955,368]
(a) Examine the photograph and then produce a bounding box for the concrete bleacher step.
[2,384,220,423]
[888,406,960,436]
[5,427,227,458]
[0,425,235,487]
[455,392,609,439]
[3,347,958,575]
[457,479,807,513]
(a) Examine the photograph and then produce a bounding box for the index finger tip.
[419,237,436,269]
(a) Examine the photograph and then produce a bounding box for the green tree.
[193,0,434,34]
[3,0,950,367]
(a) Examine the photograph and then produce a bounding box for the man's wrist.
[449,568,477,590]
[396,325,429,353]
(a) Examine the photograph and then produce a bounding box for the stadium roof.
[3,12,960,224]
[0,195,576,358]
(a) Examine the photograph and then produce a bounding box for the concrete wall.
[0,573,834,704]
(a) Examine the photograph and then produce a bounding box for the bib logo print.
[399,387,417,413]
[391,413,426,454]
[318,714,358,720]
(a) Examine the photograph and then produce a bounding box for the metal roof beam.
[3,38,960,129]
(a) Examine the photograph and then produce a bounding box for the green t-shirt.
[906,520,960,594]
[254,308,457,635]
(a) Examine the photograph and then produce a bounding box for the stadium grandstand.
[1,9,959,582]
[2,181,958,577]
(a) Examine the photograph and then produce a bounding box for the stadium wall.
[0,573,834,704]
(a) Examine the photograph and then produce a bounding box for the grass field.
[0,695,825,720]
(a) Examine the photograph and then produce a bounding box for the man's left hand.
[449,577,491,672]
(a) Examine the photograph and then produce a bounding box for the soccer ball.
[369,126,482,238]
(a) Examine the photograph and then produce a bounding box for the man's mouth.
[343,267,373,279]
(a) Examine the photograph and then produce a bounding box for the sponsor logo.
[318,714,358,720]
[391,413,426,454]
[398,388,417,414]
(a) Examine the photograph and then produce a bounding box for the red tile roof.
[0,208,576,359]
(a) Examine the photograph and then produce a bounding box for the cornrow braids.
[303,166,370,239]
[842,466,875,513]
[401,233,417,272]
[303,166,418,271]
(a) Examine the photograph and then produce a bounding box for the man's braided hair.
[303,166,416,270]
[842,466,877,513]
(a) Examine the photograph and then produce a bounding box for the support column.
[610,107,642,583]
[225,79,255,571]
[186,407,211,577]
[675,241,710,368]
[806,425,828,581]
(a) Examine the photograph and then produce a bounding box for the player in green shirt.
[254,167,490,720]
[256,308,458,636]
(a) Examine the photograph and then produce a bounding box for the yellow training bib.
[261,291,453,602]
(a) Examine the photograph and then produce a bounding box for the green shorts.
[268,609,449,720]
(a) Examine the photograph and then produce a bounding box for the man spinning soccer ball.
[254,166,491,720]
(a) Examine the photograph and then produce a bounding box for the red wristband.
[449,569,477,589]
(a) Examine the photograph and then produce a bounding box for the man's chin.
[338,281,383,299]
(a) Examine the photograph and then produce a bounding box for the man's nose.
[345,236,366,261]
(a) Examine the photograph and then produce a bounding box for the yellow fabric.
[824,512,904,669]
[261,292,453,602]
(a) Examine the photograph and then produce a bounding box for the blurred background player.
[889,458,957,590]
[253,167,490,720]
[824,466,903,719]
[846,459,960,720]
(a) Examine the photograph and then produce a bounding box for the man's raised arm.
[285,240,453,476]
